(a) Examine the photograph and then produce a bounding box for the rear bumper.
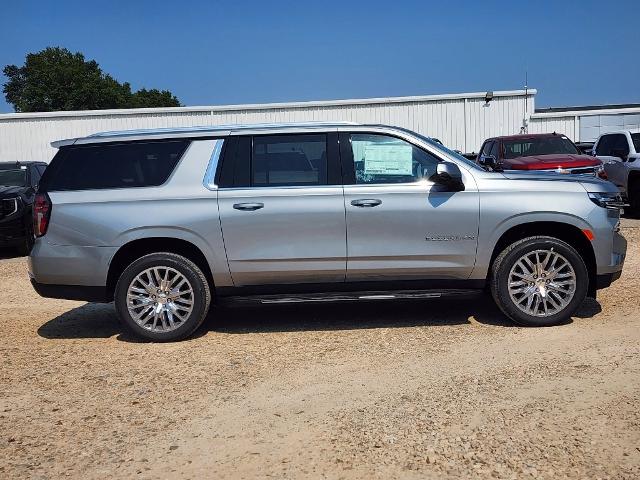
[30,278,110,303]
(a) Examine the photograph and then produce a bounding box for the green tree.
[2,47,181,112]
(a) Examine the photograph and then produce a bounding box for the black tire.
[490,236,588,327]
[114,252,211,342]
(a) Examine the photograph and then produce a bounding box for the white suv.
[593,130,640,214]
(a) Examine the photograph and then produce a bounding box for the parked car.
[477,133,605,177]
[592,130,640,214]
[0,161,47,255]
[29,123,626,341]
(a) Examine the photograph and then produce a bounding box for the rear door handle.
[233,202,264,211]
[351,199,382,208]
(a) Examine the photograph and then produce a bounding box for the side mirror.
[430,162,465,192]
[611,148,628,161]
[479,154,498,170]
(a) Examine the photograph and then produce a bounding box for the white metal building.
[0,87,638,162]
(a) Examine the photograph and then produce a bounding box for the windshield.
[632,133,640,153]
[0,169,27,187]
[503,136,580,159]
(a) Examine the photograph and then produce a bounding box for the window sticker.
[363,144,413,175]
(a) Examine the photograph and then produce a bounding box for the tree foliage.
[2,47,181,112]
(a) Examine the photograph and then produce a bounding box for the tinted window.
[0,168,27,187]
[252,134,327,186]
[481,141,493,156]
[41,141,189,192]
[489,141,500,158]
[30,166,41,187]
[503,136,580,159]
[596,135,613,156]
[632,133,640,153]
[350,134,439,184]
[611,134,629,156]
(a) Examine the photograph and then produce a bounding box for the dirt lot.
[1,221,639,479]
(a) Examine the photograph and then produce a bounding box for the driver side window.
[350,134,439,185]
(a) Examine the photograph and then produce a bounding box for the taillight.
[33,193,52,237]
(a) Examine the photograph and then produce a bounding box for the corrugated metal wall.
[0,90,535,162]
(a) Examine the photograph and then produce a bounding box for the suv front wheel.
[490,236,588,326]
[115,253,211,341]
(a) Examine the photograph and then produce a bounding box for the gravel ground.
[1,221,639,479]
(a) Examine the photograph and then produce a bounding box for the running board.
[225,289,481,305]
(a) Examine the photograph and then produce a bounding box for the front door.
[341,132,480,282]
[217,132,346,286]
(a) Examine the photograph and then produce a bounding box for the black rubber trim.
[216,279,486,297]
[595,271,622,290]
[30,279,111,303]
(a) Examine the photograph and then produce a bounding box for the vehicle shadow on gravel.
[37,295,603,341]
[211,295,602,335]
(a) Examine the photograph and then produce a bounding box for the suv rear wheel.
[114,253,211,342]
[490,236,588,326]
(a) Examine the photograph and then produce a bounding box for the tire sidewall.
[493,237,588,326]
[114,253,209,342]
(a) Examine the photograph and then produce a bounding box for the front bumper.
[0,216,28,247]
[596,270,623,290]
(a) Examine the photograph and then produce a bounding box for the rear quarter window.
[40,140,190,192]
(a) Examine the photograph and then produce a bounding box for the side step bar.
[225,289,482,305]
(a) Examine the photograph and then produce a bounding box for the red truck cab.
[477,133,604,177]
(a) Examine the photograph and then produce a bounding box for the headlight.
[588,192,625,210]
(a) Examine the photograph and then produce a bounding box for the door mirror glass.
[430,162,465,191]
[479,154,498,170]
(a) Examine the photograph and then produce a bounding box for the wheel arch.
[489,221,597,297]
[106,237,214,300]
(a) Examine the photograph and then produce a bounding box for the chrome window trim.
[203,139,225,191]
[216,184,344,192]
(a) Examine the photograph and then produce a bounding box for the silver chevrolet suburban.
[29,122,627,341]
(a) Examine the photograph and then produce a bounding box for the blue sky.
[1,0,638,113]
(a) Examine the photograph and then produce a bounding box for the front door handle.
[233,202,264,211]
[351,199,382,208]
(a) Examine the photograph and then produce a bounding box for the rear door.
[217,132,347,286]
[340,130,480,282]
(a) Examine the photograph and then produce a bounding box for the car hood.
[499,170,618,193]
[503,154,601,170]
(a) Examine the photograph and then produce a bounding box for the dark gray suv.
[29,122,626,341]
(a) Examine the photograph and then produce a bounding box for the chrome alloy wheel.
[126,267,194,332]
[508,249,577,317]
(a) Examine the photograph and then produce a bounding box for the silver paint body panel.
[29,123,626,294]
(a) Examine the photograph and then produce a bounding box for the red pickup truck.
[477,133,605,177]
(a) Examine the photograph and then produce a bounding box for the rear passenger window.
[41,141,189,192]
[252,134,327,187]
